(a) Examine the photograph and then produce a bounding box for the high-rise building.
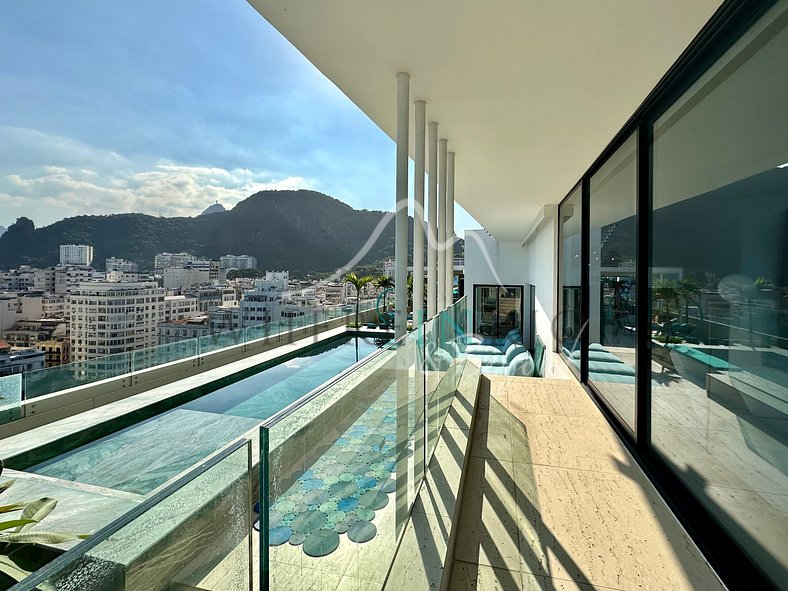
[68,282,165,361]
[105,258,139,273]
[59,244,94,266]
[219,255,258,270]
[154,252,195,270]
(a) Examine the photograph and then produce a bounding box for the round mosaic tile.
[380,479,396,494]
[303,490,329,506]
[289,532,307,545]
[357,476,378,490]
[291,510,327,534]
[337,497,358,512]
[319,501,338,514]
[330,481,357,498]
[302,478,324,490]
[327,510,346,524]
[336,450,357,464]
[359,490,388,510]
[355,508,375,522]
[269,526,292,546]
[339,472,355,482]
[349,462,368,475]
[323,474,339,485]
[303,530,340,557]
[347,521,377,544]
[275,500,296,513]
[269,510,284,528]
[333,521,350,534]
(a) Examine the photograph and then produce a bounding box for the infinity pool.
[29,336,381,495]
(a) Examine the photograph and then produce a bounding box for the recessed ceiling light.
[778,162,788,168]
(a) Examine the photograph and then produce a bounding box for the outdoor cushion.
[669,345,731,371]
[505,343,527,364]
[590,372,635,384]
[427,348,452,371]
[443,341,461,358]
[482,365,508,375]
[588,360,636,376]
[589,343,608,352]
[466,344,506,356]
[507,351,535,377]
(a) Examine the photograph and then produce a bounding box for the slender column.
[394,72,409,339]
[413,101,426,325]
[446,151,455,305]
[437,138,448,311]
[427,122,438,318]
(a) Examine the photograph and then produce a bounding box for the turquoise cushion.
[670,345,731,370]
[507,351,535,376]
[590,372,635,384]
[589,343,608,352]
[505,343,527,364]
[588,360,635,376]
[428,348,452,371]
[482,365,508,375]
[466,344,505,355]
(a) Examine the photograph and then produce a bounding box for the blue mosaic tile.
[269,526,292,546]
[357,476,378,490]
[347,521,377,544]
[337,497,358,512]
[303,531,339,557]
[302,478,324,490]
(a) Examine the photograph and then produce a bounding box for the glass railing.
[0,374,22,423]
[17,300,376,403]
[258,297,466,590]
[9,438,252,591]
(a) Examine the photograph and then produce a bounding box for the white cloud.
[2,160,312,221]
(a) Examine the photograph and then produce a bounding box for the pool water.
[29,337,380,495]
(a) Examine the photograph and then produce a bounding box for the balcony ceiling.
[247,0,721,241]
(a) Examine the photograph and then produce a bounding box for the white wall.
[463,229,527,335]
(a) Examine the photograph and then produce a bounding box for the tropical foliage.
[0,460,87,588]
[344,272,374,328]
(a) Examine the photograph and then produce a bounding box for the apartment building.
[59,244,94,266]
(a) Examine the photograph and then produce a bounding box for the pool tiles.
[265,385,415,557]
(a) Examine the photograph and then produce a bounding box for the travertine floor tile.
[450,560,523,590]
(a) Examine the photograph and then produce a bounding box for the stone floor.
[447,376,727,591]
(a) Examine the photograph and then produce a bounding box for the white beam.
[446,151,455,305]
[394,72,409,338]
[413,100,426,325]
[437,138,448,311]
[427,122,438,319]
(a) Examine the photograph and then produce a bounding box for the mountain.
[0,226,5,237]
[0,190,416,272]
[200,202,226,216]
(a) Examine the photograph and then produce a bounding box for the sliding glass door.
[473,285,523,339]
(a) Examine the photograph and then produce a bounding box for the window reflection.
[650,2,788,584]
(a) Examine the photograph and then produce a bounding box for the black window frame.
[552,1,781,589]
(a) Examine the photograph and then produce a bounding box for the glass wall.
[588,133,638,430]
[650,2,788,585]
[558,186,583,359]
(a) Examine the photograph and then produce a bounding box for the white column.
[437,138,448,311]
[446,151,455,306]
[413,101,426,326]
[427,122,438,319]
[394,73,409,339]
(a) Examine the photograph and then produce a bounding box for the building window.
[558,185,583,361]
[587,132,638,429]
[650,2,788,584]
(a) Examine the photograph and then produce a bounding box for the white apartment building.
[69,282,165,361]
[59,244,94,266]
[157,316,210,344]
[33,267,56,292]
[163,295,199,321]
[0,293,44,332]
[54,265,99,295]
[154,252,195,270]
[105,258,139,273]
[219,254,257,270]
[1,266,36,292]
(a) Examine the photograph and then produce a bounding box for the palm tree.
[678,278,702,323]
[345,272,374,328]
[374,274,394,314]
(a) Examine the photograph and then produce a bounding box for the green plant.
[0,460,87,588]
[344,272,374,329]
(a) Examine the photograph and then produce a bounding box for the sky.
[0,0,477,233]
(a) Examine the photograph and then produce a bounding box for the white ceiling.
[247,0,721,241]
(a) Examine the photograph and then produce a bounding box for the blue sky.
[0,0,476,233]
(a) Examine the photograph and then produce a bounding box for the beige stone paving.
[448,376,727,591]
